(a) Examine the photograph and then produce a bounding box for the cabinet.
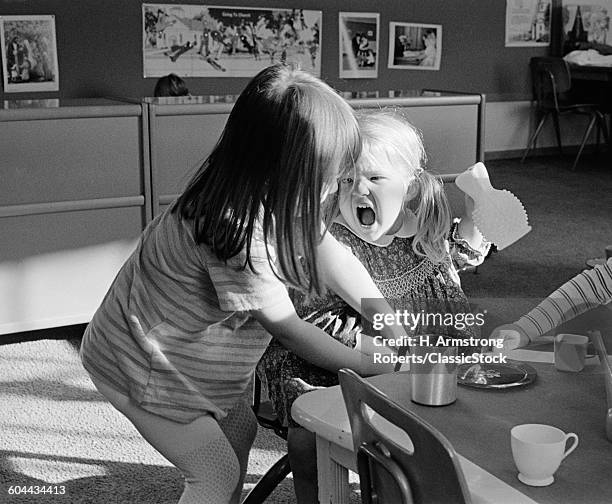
[0,99,150,334]
[146,90,484,216]
[0,91,484,335]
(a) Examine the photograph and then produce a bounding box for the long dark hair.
[174,64,361,294]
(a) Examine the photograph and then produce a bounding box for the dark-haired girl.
[80,64,392,504]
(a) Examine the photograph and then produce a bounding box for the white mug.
[511,424,578,486]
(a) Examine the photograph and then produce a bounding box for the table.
[292,346,612,504]
[569,64,612,83]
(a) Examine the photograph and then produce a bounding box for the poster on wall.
[562,0,612,49]
[388,22,442,71]
[338,12,379,79]
[505,0,552,47]
[143,4,321,78]
[0,15,59,92]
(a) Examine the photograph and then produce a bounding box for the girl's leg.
[218,397,258,503]
[287,426,318,504]
[91,376,240,504]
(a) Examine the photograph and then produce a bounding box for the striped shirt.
[80,203,291,423]
[515,257,612,338]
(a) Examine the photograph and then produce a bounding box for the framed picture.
[338,12,379,79]
[562,0,612,48]
[505,0,552,47]
[388,22,442,71]
[0,15,59,92]
[143,4,321,78]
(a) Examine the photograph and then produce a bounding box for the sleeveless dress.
[257,220,488,427]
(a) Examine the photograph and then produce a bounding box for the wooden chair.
[338,368,472,504]
[521,56,609,170]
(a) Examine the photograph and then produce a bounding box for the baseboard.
[0,324,86,345]
[484,100,608,156]
[485,144,607,161]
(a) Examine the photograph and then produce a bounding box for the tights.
[91,376,257,504]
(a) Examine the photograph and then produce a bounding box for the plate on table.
[457,361,537,389]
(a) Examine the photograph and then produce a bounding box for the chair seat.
[558,103,602,113]
[540,100,602,114]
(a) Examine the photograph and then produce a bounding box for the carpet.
[462,154,612,299]
[0,337,332,503]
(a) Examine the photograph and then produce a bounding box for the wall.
[484,100,596,156]
[3,1,590,156]
[0,0,555,101]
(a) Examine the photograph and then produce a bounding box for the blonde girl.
[259,110,490,503]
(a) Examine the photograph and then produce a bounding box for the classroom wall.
[0,0,556,102]
[484,100,596,155]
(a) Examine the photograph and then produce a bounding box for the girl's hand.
[456,184,483,250]
[355,334,398,374]
[292,378,326,393]
[250,301,394,377]
[464,193,475,220]
[489,323,530,353]
[355,334,397,358]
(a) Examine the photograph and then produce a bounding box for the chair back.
[339,368,472,504]
[530,57,572,111]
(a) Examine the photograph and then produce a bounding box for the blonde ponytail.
[410,171,452,264]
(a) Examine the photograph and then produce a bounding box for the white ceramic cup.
[510,424,579,486]
[554,333,589,372]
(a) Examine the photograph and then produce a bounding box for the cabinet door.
[0,208,140,334]
[0,107,146,335]
[1,116,143,205]
[151,113,229,214]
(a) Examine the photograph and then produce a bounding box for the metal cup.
[554,333,588,372]
[410,341,458,406]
